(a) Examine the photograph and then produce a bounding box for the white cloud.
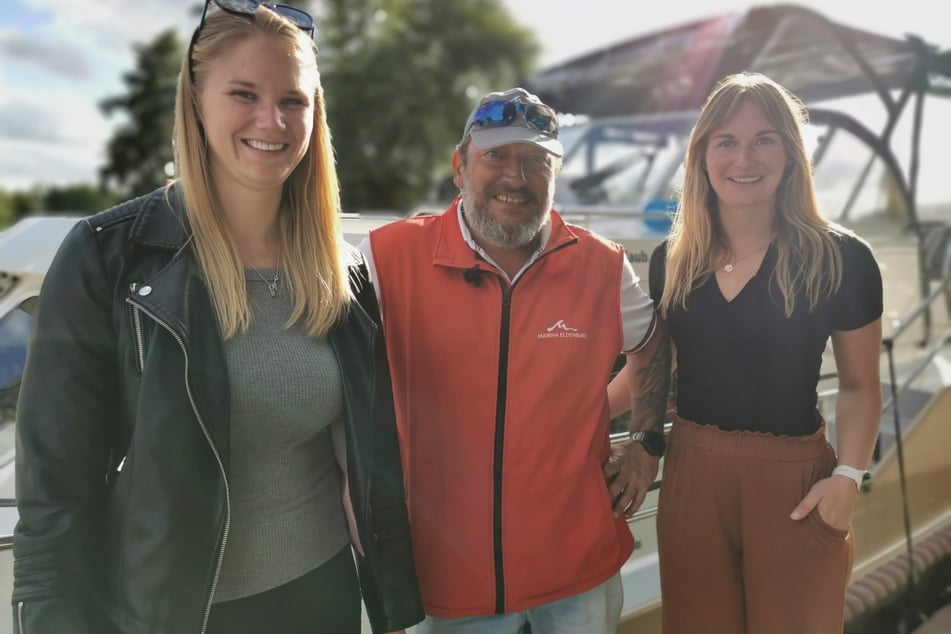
[0,90,110,146]
[0,86,113,188]
[0,30,92,78]
[0,137,108,190]
[22,0,195,54]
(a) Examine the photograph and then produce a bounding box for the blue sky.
[1,0,950,203]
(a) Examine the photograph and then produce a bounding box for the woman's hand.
[790,475,859,530]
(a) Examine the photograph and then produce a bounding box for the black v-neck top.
[649,234,882,436]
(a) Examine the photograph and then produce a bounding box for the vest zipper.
[484,240,578,614]
[493,283,513,614]
[17,601,23,633]
[125,296,231,634]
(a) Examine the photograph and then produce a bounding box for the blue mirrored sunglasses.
[188,0,315,80]
[467,99,558,138]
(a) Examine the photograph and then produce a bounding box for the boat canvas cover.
[523,4,950,118]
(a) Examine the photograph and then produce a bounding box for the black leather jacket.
[12,187,423,633]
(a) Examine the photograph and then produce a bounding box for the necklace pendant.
[724,263,734,273]
[249,263,280,297]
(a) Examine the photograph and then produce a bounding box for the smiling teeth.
[731,176,761,183]
[496,194,526,203]
[247,140,285,151]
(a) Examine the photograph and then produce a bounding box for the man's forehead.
[472,139,557,157]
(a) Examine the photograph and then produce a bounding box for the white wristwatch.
[832,465,867,491]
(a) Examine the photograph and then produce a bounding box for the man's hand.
[602,441,660,518]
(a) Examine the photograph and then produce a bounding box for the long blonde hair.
[171,7,350,339]
[661,72,845,317]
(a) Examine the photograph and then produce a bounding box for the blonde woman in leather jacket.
[12,3,422,633]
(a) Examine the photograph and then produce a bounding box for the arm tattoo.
[632,338,672,434]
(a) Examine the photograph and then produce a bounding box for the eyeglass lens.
[473,100,557,135]
[202,0,314,34]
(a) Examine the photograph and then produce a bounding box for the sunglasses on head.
[467,99,559,138]
[188,0,315,80]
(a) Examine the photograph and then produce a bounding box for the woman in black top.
[650,73,883,633]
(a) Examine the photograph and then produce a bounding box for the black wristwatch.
[629,430,666,457]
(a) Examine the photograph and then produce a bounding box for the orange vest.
[369,200,633,617]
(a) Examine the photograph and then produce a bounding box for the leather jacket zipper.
[125,295,231,634]
[129,284,145,373]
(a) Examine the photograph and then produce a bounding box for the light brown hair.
[171,6,350,338]
[662,72,848,317]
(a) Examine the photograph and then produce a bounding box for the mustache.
[486,186,537,204]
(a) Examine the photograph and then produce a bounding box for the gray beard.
[461,190,550,249]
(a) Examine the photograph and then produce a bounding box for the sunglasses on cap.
[466,98,559,138]
[188,0,315,81]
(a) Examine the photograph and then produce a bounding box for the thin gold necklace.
[723,244,770,273]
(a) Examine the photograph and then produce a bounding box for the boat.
[2,5,950,632]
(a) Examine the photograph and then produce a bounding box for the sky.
[0,0,949,200]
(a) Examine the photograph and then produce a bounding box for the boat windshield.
[0,298,35,428]
[556,117,689,210]
[0,297,34,502]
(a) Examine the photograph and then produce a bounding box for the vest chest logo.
[538,319,588,340]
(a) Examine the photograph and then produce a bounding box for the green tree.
[0,185,121,229]
[43,184,120,215]
[99,30,183,198]
[318,0,539,211]
[0,191,12,229]
[0,189,43,228]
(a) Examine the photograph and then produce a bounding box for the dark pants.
[206,545,361,634]
[657,415,853,634]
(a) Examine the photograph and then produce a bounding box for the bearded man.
[358,87,670,634]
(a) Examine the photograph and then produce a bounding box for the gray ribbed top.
[213,268,349,602]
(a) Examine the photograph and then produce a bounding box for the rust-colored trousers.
[657,416,853,634]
